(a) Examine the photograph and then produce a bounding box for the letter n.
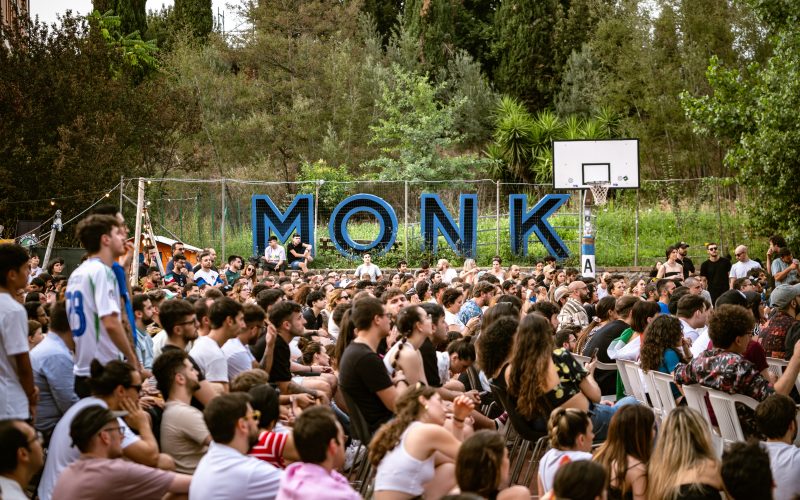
[420,194,478,258]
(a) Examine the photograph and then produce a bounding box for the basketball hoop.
[587,181,610,206]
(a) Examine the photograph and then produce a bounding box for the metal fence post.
[716,178,724,252]
[221,178,226,262]
[495,181,500,256]
[404,181,409,261]
[314,181,320,257]
[635,190,640,267]
[132,178,145,286]
[119,175,124,214]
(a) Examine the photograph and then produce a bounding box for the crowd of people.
[2,207,800,500]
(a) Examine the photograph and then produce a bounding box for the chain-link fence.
[117,176,756,269]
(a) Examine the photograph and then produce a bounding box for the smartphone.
[590,347,600,360]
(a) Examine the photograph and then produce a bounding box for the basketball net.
[587,182,610,206]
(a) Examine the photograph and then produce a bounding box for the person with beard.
[190,392,282,500]
[153,349,210,474]
[132,294,156,371]
[557,280,591,329]
[223,304,265,380]
[158,299,218,408]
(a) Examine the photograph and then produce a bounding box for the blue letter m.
[251,195,314,257]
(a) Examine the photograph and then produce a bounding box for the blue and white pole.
[581,206,596,278]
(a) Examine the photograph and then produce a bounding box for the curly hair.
[508,313,555,419]
[708,304,754,349]
[639,315,685,373]
[476,316,519,377]
[368,384,436,466]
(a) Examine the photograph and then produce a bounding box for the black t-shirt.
[161,344,206,410]
[269,335,292,383]
[303,308,324,331]
[339,342,394,432]
[700,258,732,303]
[582,319,630,396]
[679,256,696,279]
[286,242,305,263]
[419,338,441,388]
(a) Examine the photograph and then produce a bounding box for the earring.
[424,405,429,411]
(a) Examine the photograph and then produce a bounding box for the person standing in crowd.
[675,241,695,278]
[30,301,78,441]
[354,253,381,282]
[66,215,138,397]
[132,294,155,371]
[153,349,210,474]
[657,246,683,279]
[276,406,359,500]
[0,419,45,500]
[190,392,283,500]
[51,406,191,500]
[700,242,731,304]
[0,244,38,422]
[766,234,788,279]
[729,245,761,289]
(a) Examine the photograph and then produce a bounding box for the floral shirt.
[759,311,797,359]
[674,348,773,438]
[457,299,483,326]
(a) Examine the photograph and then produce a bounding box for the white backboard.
[552,139,640,189]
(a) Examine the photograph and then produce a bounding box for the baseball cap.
[554,285,570,302]
[675,242,690,249]
[70,405,128,449]
[769,284,800,309]
[543,264,555,275]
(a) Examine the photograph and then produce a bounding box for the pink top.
[276,462,361,500]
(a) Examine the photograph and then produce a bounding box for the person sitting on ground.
[640,315,691,405]
[593,405,655,500]
[152,349,210,474]
[383,305,432,385]
[222,303,264,381]
[191,392,283,500]
[674,304,800,438]
[755,394,800,500]
[276,405,359,500]
[370,384,475,500]
[455,430,530,500]
[537,408,594,496]
[0,419,44,500]
[721,440,773,500]
[51,406,192,500]
[646,407,722,500]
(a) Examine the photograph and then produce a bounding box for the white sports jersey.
[66,258,121,376]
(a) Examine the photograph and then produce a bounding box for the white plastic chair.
[705,388,758,444]
[617,359,648,404]
[647,370,678,419]
[682,384,713,426]
[594,360,619,402]
[766,357,787,380]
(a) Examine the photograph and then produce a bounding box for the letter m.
[251,195,314,257]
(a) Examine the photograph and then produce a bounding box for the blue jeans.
[589,396,639,442]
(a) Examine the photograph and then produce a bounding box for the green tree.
[362,0,400,43]
[492,0,563,110]
[92,0,147,35]
[174,0,213,40]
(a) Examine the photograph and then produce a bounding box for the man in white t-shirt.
[66,215,138,397]
[354,253,381,282]
[190,393,282,500]
[263,236,287,276]
[222,304,263,381]
[0,244,38,420]
[436,259,458,285]
[194,251,223,288]
[755,394,800,500]
[729,245,762,289]
[677,294,709,344]
[190,297,246,393]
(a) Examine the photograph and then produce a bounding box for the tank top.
[374,422,436,496]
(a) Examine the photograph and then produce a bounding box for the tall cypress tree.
[492,0,563,110]
[175,0,213,40]
[92,0,147,36]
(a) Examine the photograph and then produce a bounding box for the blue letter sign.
[420,194,478,258]
[251,194,314,257]
[509,194,571,259]
[329,194,398,259]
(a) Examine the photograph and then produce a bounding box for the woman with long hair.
[608,300,660,400]
[456,430,530,500]
[231,281,253,304]
[593,405,655,500]
[627,276,648,298]
[460,258,479,285]
[646,407,722,499]
[489,256,506,281]
[657,246,683,279]
[575,296,617,355]
[300,341,331,368]
[241,262,258,287]
[370,384,475,500]
[537,408,594,495]
[502,314,637,443]
[383,305,431,385]
[293,284,312,311]
[639,315,691,404]
[326,289,351,339]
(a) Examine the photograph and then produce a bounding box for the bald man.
[556,280,590,328]
[729,245,762,289]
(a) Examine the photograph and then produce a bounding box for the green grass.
[161,206,762,270]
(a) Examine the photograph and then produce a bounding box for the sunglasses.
[247,410,261,421]
[708,247,717,251]
[735,253,743,257]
